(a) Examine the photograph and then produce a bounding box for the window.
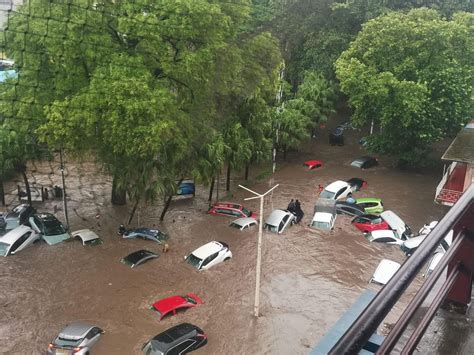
[33,216,44,233]
[86,327,101,339]
[367,202,377,208]
[335,187,347,199]
[169,339,195,354]
[9,232,32,253]
[202,252,218,267]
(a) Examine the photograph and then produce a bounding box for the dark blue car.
[176,181,195,196]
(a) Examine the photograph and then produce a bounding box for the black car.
[0,203,36,233]
[142,323,207,355]
[121,250,159,268]
[346,178,367,191]
[350,156,378,169]
[335,202,365,217]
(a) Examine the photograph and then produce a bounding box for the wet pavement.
[0,121,453,354]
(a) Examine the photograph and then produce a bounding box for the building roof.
[441,121,474,163]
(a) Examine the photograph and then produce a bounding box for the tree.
[335,9,474,166]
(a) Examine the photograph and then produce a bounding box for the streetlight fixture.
[239,183,279,317]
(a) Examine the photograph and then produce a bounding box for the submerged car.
[264,209,295,234]
[151,293,203,320]
[319,180,354,200]
[355,198,384,214]
[71,229,102,246]
[29,213,70,245]
[142,323,207,355]
[0,225,40,257]
[400,229,453,257]
[366,210,413,244]
[121,250,159,268]
[229,217,258,231]
[351,156,378,169]
[176,181,195,196]
[369,259,401,285]
[346,178,367,191]
[185,241,232,271]
[47,321,103,355]
[303,160,323,170]
[207,202,257,219]
[119,226,169,244]
[352,214,390,233]
[0,203,36,234]
[335,201,365,217]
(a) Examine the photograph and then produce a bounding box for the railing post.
[444,209,474,313]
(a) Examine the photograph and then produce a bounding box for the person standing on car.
[287,199,296,213]
[295,200,304,223]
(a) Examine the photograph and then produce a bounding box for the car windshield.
[229,222,242,229]
[0,242,10,256]
[184,296,197,304]
[264,223,278,233]
[53,336,82,348]
[242,208,252,217]
[44,220,66,235]
[311,221,331,230]
[372,217,383,224]
[186,253,202,269]
[143,342,165,355]
[319,190,335,199]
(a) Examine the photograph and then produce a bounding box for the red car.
[208,202,257,218]
[151,293,203,320]
[352,214,390,233]
[303,160,324,169]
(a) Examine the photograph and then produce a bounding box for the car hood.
[370,259,401,285]
[71,229,101,244]
[43,232,70,246]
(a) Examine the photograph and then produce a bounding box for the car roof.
[34,213,60,222]
[380,210,406,234]
[403,235,426,248]
[153,295,188,314]
[356,197,381,203]
[59,321,95,340]
[122,250,158,265]
[0,225,33,244]
[230,217,257,227]
[191,241,225,259]
[71,229,100,242]
[325,180,349,192]
[265,209,290,225]
[353,156,374,163]
[151,323,201,348]
[212,202,242,209]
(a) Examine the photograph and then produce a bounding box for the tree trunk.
[128,198,140,225]
[208,177,215,204]
[21,169,32,204]
[160,178,183,221]
[226,164,231,191]
[0,179,5,206]
[244,164,249,181]
[111,175,127,205]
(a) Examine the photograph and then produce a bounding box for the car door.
[85,327,102,348]
[201,252,219,270]
[167,339,196,355]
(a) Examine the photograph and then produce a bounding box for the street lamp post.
[239,183,279,317]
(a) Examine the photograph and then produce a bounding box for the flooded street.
[0,122,448,354]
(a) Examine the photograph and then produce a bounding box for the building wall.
[464,164,474,192]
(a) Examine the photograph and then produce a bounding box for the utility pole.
[239,183,279,317]
[59,149,69,230]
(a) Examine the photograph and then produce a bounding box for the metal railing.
[329,184,474,354]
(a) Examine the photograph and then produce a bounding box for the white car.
[71,229,102,245]
[319,180,354,200]
[229,217,258,231]
[369,259,401,285]
[366,210,413,244]
[185,241,232,271]
[401,229,453,257]
[310,212,335,230]
[0,225,40,256]
[264,209,295,234]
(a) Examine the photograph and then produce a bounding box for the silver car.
[47,321,103,354]
[264,209,295,234]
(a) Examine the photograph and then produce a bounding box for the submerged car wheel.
[224,257,231,261]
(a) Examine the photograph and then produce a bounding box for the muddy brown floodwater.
[1,121,448,354]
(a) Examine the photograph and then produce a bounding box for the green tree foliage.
[1,0,282,210]
[335,9,474,166]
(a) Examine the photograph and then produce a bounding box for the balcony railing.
[329,184,474,354]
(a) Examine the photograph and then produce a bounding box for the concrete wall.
[0,0,25,30]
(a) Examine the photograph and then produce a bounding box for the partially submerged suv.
[142,323,207,355]
[310,198,336,230]
[185,241,232,271]
[264,209,295,234]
